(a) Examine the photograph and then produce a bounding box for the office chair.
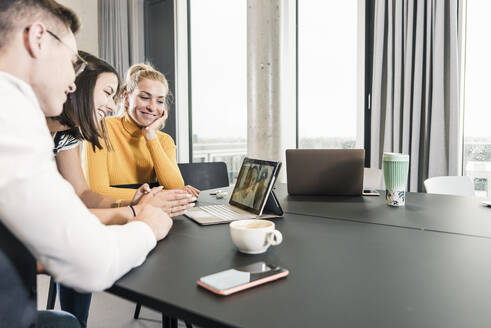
[424,176,475,196]
[112,162,229,192]
[46,276,57,309]
[363,167,384,190]
[177,162,230,190]
[0,221,38,326]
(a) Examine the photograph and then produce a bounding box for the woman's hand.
[142,109,168,141]
[138,189,196,218]
[181,185,200,198]
[131,183,156,205]
[36,261,45,273]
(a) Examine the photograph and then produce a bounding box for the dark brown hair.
[54,51,120,151]
[0,0,79,51]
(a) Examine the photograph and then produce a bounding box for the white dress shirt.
[0,72,156,292]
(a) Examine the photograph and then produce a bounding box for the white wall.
[58,0,99,56]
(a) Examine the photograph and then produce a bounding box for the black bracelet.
[128,205,136,217]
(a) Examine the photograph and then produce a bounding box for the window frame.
[179,0,372,165]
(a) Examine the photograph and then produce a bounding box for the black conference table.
[272,183,491,239]
[108,184,491,328]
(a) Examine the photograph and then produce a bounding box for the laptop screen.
[229,158,281,215]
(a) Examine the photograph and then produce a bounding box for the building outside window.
[298,0,360,149]
[189,0,247,182]
[463,1,491,198]
[189,0,363,181]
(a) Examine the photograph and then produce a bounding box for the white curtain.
[370,0,464,191]
[98,0,130,78]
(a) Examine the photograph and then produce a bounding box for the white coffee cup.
[229,219,283,254]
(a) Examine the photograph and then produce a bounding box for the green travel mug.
[383,152,409,206]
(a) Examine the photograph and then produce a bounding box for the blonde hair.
[119,63,169,103]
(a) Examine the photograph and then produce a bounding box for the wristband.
[128,205,137,217]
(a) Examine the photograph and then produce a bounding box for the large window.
[463,1,491,198]
[189,0,247,182]
[298,1,360,149]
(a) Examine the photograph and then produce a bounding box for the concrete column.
[247,0,282,163]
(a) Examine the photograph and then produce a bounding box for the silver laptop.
[185,158,282,225]
[286,149,365,196]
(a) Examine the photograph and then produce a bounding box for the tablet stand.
[262,190,284,216]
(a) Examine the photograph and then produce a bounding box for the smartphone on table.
[197,261,289,296]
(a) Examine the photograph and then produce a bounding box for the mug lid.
[383,152,409,162]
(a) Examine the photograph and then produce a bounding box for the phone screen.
[199,262,287,292]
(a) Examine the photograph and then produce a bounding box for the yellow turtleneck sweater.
[84,113,185,200]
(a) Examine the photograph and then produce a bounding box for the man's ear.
[24,22,47,59]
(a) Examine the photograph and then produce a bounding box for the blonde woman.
[85,63,199,200]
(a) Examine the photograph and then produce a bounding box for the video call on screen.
[231,163,275,210]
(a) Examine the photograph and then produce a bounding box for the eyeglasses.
[25,27,88,76]
[45,30,87,77]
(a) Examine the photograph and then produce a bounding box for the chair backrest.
[363,167,384,190]
[178,162,229,191]
[0,221,37,327]
[424,176,475,196]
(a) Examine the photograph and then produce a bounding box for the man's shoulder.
[0,73,45,129]
[0,72,36,101]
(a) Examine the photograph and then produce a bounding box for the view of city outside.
[189,0,247,183]
[189,1,359,182]
[188,1,486,195]
[298,1,358,149]
[463,1,491,198]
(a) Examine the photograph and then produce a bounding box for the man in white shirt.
[0,1,173,327]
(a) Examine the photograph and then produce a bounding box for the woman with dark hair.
[46,51,195,327]
[47,51,150,212]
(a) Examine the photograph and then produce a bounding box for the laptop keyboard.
[201,205,253,221]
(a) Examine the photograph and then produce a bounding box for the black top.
[53,130,80,155]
